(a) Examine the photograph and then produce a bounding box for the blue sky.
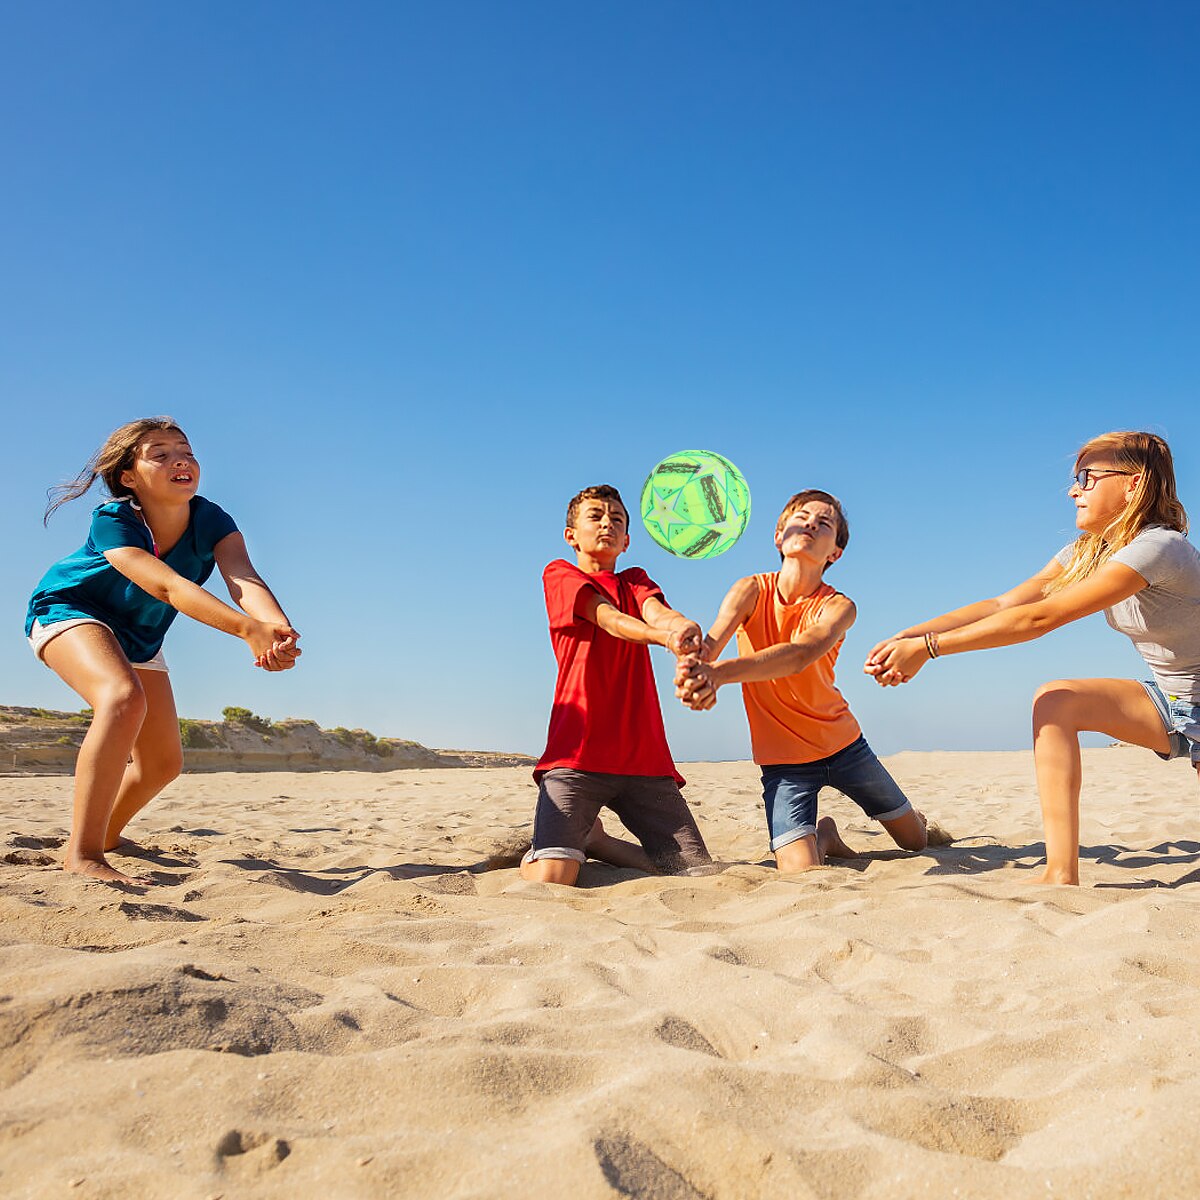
[2,2,1198,761]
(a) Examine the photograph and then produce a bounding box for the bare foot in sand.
[1036,866,1079,886]
[103,835,141,854]
[817,816,856,860]
[64,853,151,887]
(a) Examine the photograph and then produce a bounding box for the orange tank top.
[735,572,861,765]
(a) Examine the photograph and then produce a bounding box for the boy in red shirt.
[521,485,713,885]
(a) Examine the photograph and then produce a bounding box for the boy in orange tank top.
[675,490,928,871]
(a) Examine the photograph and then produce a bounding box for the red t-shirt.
[534,559,684,785]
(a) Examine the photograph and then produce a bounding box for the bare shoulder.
[726,574,762,604]
[821,591,857,627]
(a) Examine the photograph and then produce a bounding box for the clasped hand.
[248,622,303,672]
[674,654,717,711]
[863,636,926,687]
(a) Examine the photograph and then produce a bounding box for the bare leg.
[584,816,656,872]
[104,669,183,849]
[1032,678,1171,885]
[817,815,856,859]
[41,627,150,885]
[774,834,820,872]
[880,808,928,851]
[519,856,581,885]
[774,817,856,871]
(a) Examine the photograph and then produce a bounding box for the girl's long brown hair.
[1048,431,1187,593]
[44,417,185,524]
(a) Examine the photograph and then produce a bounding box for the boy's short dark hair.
[776,490,850,561]
[566,484,629,528]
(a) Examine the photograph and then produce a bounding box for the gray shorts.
[28,618,168,672]
[529,768,710,873]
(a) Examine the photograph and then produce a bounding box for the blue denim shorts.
[760,735,912,851]
[1140,680,1200,765]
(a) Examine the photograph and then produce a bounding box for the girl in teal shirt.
[26,417,300,885]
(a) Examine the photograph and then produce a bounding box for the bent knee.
[882,813,927,852]
[141,750,184,789]
[893,828,928,852]
[1032,679,1084,725]
[519,857,581,886]
[93,679,148,726]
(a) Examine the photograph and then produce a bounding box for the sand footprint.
[2,849,57,866]
[853,1092,1036,1161]
[215,1129,291,1178]
[117,900,205,922]
[593,1133,708,1199]
[655,1015,722,1059]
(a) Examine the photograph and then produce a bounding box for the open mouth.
[171,473,194,483]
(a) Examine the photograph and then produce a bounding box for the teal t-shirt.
[26,496,239,662]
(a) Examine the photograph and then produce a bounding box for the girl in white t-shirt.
[864,431,1198,885]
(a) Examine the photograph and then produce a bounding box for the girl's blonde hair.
[44,417,186,524]
[1048,431,1187,593]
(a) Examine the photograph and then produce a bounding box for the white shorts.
[28,618,169,673]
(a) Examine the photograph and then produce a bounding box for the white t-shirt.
[1056,526,1200,701]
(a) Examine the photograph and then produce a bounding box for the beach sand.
[3,747,1200,1199]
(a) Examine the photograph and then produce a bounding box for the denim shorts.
[1140,680,1200,765]
[760,735,913,851]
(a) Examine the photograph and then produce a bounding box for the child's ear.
[827,546,843,568]
[564,525,578,548]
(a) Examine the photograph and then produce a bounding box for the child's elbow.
[1024,609,1064,637]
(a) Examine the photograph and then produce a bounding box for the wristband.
[924,632,940,660]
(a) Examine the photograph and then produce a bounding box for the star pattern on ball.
[639,450,751,559]
[643,486,693,542]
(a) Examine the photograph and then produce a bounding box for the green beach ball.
[640,449,751,559]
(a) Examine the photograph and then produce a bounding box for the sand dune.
[3,748,1200,1198]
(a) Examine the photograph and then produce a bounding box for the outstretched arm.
[698,576,761,662]
[864,558,1062,680]
[214,533,300,670]
[640,595,703,656]
[679,594,856,710]
[877,558,1063,641]
[104,542,298,664]
[577,590,693,653]
[866,560,1147,685]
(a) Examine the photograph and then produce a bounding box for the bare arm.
[864,557,1063,676]
[892,559,1063,639]
[214,532,291,624]
[640,594,703,656]
[867,561,1147,685]
[214,533,301,670]
[577,590,696,653]
[103,544,295,662]
[699,576,761,662]
[710,594,856,686]
[678,594,856,710]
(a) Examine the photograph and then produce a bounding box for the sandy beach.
[3,747,1200,1199]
